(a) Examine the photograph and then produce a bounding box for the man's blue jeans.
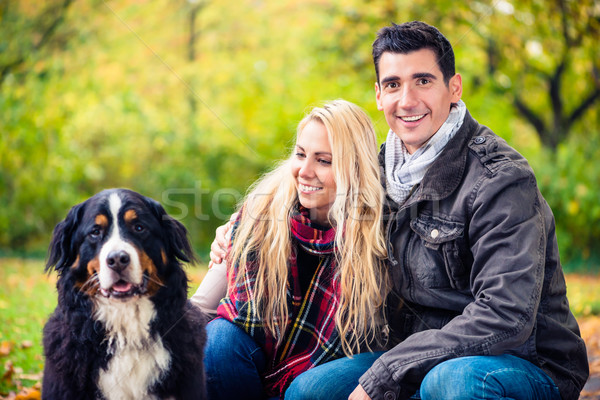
[284,353,561,400]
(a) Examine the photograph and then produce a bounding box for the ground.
[579,315,600,399]
[0,263,599,399]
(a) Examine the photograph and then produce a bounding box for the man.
[211,21,589,400]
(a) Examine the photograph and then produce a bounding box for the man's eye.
[417,78,430,85]
[386,82,398,89]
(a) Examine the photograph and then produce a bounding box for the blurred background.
[1,0,599,270]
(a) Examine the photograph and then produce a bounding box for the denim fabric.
[415,355,561,400]
[204,318,267,400]
[284,351,384,400]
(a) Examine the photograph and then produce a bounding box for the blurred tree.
[465,0,600,150]
[0,0,597,265]
[0,0,75,87]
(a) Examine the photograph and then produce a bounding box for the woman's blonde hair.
[229,99,390,355]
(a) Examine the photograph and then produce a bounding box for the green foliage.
[0,0,598,266]
[531,130,600,266]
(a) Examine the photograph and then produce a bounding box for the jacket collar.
[380,110,479,206]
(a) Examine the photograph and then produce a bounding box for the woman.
[200,100,390,400]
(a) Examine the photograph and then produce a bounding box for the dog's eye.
[134,223,145,233]
[90,227,102,239]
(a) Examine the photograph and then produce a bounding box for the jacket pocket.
[409,215,469,290]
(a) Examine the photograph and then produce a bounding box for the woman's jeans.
[284,351,384,400]
[204,318,267,400]
[205,318,560,400]
[284,354,561,400]
[204,318,382,400]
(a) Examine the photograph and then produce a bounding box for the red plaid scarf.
[216,206,344,398]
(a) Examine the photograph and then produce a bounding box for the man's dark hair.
[372,21,455,86]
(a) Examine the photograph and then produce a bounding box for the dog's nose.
[106,250,130,272]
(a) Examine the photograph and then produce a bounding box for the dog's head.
[46,188,196,300]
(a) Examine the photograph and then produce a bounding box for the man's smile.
[399,114,427,122]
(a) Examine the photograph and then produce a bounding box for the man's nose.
[398,86,418,109]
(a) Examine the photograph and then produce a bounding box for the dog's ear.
[145,197,198,265]
[46,201,86,274]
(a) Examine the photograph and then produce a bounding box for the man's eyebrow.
[380,75,400,85]
[380,72,437,85]
[413,72,437,80]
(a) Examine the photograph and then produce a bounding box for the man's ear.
[375,82,383,111]
[449,73,462,103]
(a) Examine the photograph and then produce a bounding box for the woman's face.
[291,120,337,225]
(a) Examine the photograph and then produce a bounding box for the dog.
[42,188,206,400]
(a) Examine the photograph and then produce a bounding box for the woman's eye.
[319,159,332,165]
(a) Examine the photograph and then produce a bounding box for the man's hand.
[349,385,372,400]
[208,212,238,266]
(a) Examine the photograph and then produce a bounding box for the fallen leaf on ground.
[19,342,32,350]
[14,388,41,400]
[2,360,14,380]
[0,342,12,357]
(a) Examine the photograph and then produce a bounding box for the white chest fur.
[93,297,171,400]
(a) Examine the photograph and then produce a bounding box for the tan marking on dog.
[82,257,101,295]
[139,250,162,296]
[74,256,101,294]
[73,255,85,290]
[95,214,109,228]
[161,249,167,266]
[87,257,101,276]
[124,209,138,224]
[71,255,80,269]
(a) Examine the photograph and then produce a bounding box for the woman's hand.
[348,385,372,400]
[208,212,238,266]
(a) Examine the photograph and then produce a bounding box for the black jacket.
[359,111,589,400]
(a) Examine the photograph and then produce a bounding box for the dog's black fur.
[42,189,206,400]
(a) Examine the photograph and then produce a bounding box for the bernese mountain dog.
[42,188,206,400]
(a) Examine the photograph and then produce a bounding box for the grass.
[0,257,598,396]
[565,274,600,316]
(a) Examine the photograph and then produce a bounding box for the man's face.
[375,49,462,154]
